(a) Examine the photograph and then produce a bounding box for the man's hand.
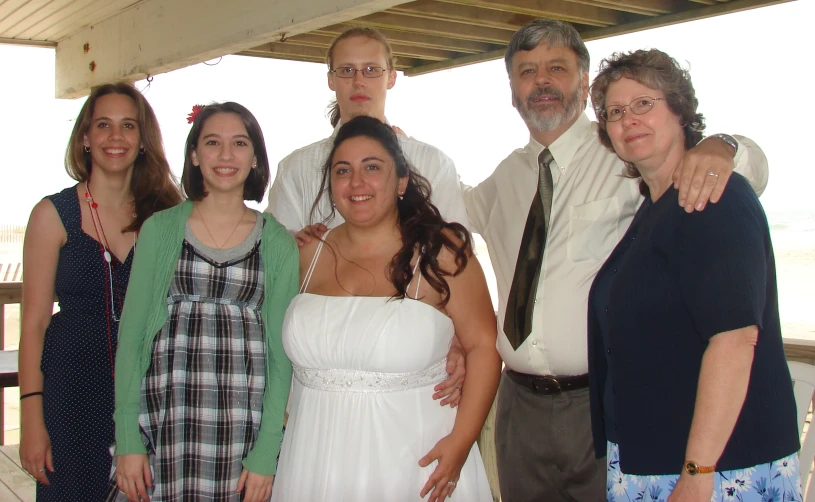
[434,338,465,407]
[673,136,736,213]
[295,223,328,247]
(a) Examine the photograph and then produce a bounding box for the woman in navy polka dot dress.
[19,83,182,501]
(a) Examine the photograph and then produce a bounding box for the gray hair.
[504,19,590,76]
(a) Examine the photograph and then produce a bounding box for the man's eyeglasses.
[330,66,386,79]
[602,97,666,122]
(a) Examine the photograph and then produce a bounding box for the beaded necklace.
[84,180,134,377]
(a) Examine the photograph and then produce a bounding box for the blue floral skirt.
[606,442,802,502]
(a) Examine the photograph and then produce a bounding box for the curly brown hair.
[590,49,706,196]
[65,82,181,232]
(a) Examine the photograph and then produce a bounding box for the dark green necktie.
[504,149,554,350]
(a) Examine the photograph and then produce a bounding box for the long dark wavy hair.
[65,82,182,232]
[312,116,471,306]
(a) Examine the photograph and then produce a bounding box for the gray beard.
[514,84,583,133]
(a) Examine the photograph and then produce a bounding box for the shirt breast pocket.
[567,197,620,263]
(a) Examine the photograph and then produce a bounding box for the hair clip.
[187,104,205,124]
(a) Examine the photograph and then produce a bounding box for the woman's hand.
[20,421,53,485]
[418,434,470,501]
[116,453,152,502]
[237,469,274,502]
[667,472,715,502]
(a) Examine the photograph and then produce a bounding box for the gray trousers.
[495,371,606,502]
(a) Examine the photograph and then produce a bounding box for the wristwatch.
[684,460,716,475]
[711,133,738,157]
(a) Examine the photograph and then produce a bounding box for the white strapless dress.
[271,293,492,501]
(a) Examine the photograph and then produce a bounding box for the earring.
[398,193,404,201]
[139,146,146,155]
[84,145,90,153]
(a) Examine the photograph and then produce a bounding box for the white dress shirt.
[462,112,768,376]
[266,125,470,232]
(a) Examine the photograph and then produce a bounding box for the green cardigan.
[113,201,298,475]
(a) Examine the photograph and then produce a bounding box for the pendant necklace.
[84,180,134,377]
[196,204,248,249]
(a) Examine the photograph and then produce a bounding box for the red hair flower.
[187,104,205,124]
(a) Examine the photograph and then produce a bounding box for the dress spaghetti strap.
[300,229,332,294]
[410,255,423,300]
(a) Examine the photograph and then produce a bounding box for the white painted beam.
[54,0,409,98]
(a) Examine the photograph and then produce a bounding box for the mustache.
[527,87,563,104]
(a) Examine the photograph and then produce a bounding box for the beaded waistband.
[293,358,448,393]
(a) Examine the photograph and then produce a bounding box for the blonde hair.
[325,27,396,127]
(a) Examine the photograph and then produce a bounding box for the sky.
[0,0,813,225]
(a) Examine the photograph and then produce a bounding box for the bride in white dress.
[272,116,501,502]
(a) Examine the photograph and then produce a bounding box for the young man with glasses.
[460,19,769,502]
[265,27,469,406]
[266,27,469,235]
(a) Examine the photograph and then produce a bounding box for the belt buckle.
[543,375,562,395]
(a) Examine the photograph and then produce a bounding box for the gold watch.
[684,460,716,475]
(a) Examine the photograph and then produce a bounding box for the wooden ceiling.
[0,0,140,45]
[0,0,792,77]
[238,0,790,76]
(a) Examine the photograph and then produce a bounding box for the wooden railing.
[0,264,21,282]
[0,282,22,446]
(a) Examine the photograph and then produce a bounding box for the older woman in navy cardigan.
[586,49,800,502]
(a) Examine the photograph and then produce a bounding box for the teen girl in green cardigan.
[112,103,298,502]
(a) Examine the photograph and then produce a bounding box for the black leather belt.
[506,369,590,395]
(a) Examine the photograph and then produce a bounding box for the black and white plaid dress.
[138,217,266,501]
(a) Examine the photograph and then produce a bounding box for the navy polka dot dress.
[39,186,133,501]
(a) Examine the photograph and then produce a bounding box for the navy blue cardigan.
[587,174,799,475]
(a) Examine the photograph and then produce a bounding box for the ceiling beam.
[238,46,421,69]
[251,35,463,61]
[406,0,787,76]
[0,37,57,47]
[578,0,791,41]
[357,11,517,43]
[389,1,535,30]
[240,43,328,60]
[562,0,685,16]
[403,47,506,76]
[54,0,413,98]
[436,0,630,27]
[316,24,498,53]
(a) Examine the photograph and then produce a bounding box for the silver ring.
[37,468,44,472]
[706,171,719,178]
[447,480,457,487]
